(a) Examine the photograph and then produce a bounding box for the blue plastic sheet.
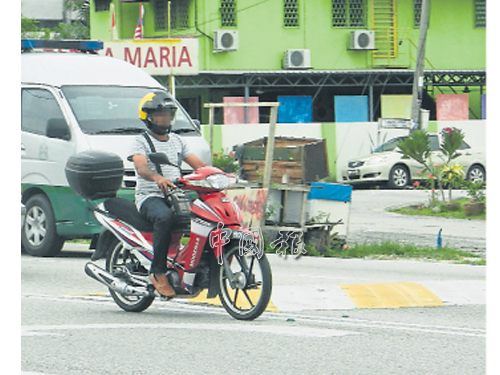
[307,182,352,202]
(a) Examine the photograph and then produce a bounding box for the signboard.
[101,39,199,75]
[334,95,368,122]
[277,96,312,123]
[378,118,413,129]
[225,189,268,229]
[436,94,469,121]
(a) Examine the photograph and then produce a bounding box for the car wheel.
[467,165,486,183]
[388,165,410,189]
[21,194,64,257]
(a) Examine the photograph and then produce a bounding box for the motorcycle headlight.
[206,174,237,189]
[189,174,237,189]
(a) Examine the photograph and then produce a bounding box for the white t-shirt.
[129,131,193,210]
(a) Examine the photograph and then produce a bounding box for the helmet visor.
[155,106,177,117]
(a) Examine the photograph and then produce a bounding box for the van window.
[22,88,66,136]
[61,86,197,135]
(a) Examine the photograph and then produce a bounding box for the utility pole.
[411,0,430,131]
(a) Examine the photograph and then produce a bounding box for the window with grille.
[172,0,189,29]
[332,0,366,28]
[414,0,432,29]
[414,0,422,28]
[220,0,237,27]
[284,0,299,27]
[95,0,111,12]
[475,0,486,28]
[153,0,189,31]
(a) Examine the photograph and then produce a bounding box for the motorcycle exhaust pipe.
[84,262,152,297]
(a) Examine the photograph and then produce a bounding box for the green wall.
[91,0,486,71]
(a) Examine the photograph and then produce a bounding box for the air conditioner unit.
[284,49,311,69]
[350,30,375,50]
[213,30,238,52]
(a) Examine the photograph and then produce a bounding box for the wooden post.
[208,106,215,153]
[262,105,278,190]
[204,101,280,158]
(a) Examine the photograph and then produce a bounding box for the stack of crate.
[238,137,329,184]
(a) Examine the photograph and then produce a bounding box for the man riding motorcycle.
[129,92,207,297]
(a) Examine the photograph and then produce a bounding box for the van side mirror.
[47,118,71,141]
[192,119,201,130]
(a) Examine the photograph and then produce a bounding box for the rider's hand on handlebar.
[152,175,177,193]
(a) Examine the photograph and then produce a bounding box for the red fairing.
[191,192,242,225]
[181,166,225,181]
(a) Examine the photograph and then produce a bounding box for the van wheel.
[22,194,64,257]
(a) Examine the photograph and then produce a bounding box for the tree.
[21,1,90,40]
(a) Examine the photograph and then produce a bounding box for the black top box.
[65,150,124,200]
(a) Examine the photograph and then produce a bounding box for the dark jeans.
[139,197,174,274]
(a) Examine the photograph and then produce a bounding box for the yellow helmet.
[139,91,177,134]
[139,91,177,120]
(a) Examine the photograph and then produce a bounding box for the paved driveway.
[345,189,486,255]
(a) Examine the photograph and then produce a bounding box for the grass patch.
[317,241,485,265]
[388,198,486,220]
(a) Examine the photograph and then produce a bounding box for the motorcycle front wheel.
[219,244,272,320]
[105,237,155,312]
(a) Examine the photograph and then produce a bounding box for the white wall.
[334,123,410,179]
[206,123,324,153]
[435,120,486,150]
[202,120,486,181]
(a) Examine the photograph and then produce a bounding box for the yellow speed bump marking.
[188,289,279,313]
[338,282,444,309]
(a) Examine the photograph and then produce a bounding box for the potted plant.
[462,181,486,216]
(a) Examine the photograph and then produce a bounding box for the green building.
[89,0,486,124]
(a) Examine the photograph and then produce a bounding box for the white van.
[21,40,211,257]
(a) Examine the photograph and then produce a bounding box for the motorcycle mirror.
[149,152,170,165]
[148,152,181,170]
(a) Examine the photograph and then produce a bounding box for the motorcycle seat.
[103,198,154,232]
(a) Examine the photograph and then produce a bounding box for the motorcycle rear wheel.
[105,238,155,312]
[219,244,272,320]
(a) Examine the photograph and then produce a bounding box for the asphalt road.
[21,249,486,375]
[19,189,488,374]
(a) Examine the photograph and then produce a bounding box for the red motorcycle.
[66,151,272,320]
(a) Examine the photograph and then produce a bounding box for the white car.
[341,134,486,189]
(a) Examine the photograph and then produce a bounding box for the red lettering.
[104,48,114,57]
[144,47,158,68]
[124,47,141,67]
[172,46,176,68]
[178,46,192,67]
[159,47,171,67]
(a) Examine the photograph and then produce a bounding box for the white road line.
[22,293,485,338]
[285,314,486,338]
[22,322,360,338]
